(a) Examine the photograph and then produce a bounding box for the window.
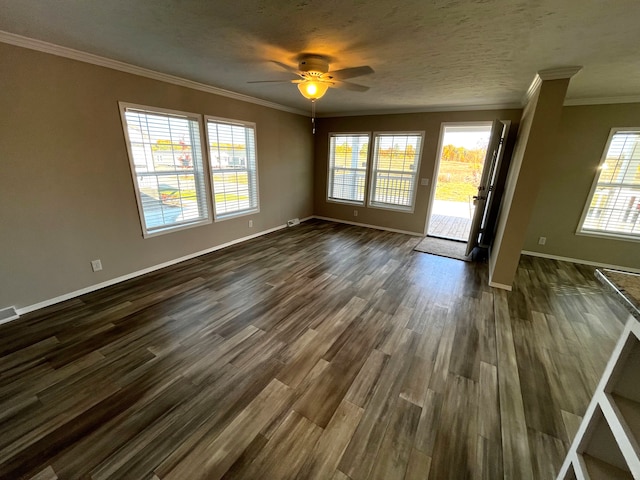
[578,129,640,240]
[327,133,370,204]
[369,133,424,211]
[206,117,259,219]
[120,103,211,237]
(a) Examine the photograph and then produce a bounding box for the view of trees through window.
[370,134,423,208]
[436,143,488,202]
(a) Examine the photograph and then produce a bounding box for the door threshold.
[426,234,468,244]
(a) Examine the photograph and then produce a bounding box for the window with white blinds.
[206,117,259,219]
[119,103,211,237]
[369,133,423,211]
[578,129,640,240]
[327,134,370,204]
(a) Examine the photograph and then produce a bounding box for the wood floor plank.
[338,329,419,480]
[220,433,269,480]
[28,465,58,480]
[511,318,567,441]
[368,397,422,480]
[276,297,367,388]
[50,374,206,478]
[476,434,503,480]
[344,348,389,408]
[478,361,500,442]
[332,470,352,480]
[404,448,432,480]
[428,314,456,395]
[494,290,534,480]
[153,358,284,477]
[527,427,567,480]
[162,378,292,480]
[561,409,583,445]
[414,388,443,456]
[296,400,363,480]
[429,374,479,480]
[294,308,386,428]
[238,410,323,480]
[260,358,330,440]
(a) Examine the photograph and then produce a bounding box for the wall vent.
[287,218,300,227]
[0,306,19,325]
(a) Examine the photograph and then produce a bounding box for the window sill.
[576,230,640,243]
[326,198,365,207]
[143,218,212,238]
[367,202,415,214]
[214,208,260,222]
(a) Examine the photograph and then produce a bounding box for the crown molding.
[522,66,583,106]
[317,102,523,118]
[522,75,543,106]
[0,30,307,116]
[537,66,583,81]
[564,95,640,106]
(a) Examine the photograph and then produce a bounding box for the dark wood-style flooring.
[0,219,631,479]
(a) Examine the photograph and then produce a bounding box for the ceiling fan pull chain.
[311,99,316,134]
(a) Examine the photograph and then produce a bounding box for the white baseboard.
[14,222,295,317]
[521,250,640,274]
[489,281,513,291]
[313,216,423,237]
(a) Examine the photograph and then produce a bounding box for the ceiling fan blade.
[326,65,374,80]
[247,80,295,84]
[272,61,302,75]
[332,79,370,92]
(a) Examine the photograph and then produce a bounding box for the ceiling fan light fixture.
[297,80,329,100]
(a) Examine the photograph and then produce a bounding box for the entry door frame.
[423,121,494,237]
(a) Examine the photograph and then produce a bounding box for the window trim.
[367,131,425,213]
[204,115,260,222]
[326,132,371,206]
[576,127,640,242]
[119,102,213,238]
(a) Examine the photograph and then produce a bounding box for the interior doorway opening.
[428,124,493,242]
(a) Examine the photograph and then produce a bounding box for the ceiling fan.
[249,54,374,101]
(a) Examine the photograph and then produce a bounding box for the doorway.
[427,123,493,242]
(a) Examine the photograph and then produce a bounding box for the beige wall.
[489,78,572,287]
[523,103,640,269]
[313,109,522,234]
[0,43,314,310]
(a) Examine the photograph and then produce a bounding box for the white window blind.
[369,133,423,210]
[120,104,211,237]
[206,118,259,219]
[579,129,640,239]
[327,134,370,204]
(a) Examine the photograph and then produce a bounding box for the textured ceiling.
[1,0,639,115]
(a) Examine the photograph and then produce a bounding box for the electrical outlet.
[538,236,547,246]
[354,210,358,217]
[91,259,102,272]
[248,220,253,228]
